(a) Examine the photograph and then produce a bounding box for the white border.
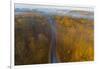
[10,0,14,69]
[11,0,95,69]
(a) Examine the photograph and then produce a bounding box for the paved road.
[46,15,58,63]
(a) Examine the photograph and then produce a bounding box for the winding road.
[46,15,58,63]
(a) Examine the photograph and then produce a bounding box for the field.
[15,7,94,65]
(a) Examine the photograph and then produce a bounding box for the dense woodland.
[15,12,94,65]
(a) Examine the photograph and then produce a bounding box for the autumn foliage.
[15,12,94,65]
